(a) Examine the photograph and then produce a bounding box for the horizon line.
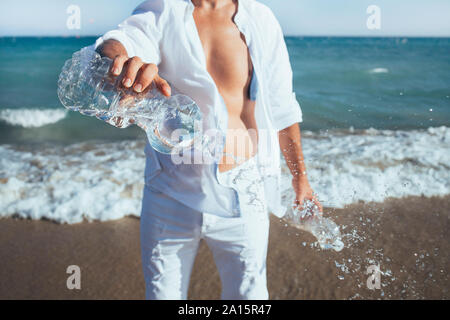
[1,34,450,39]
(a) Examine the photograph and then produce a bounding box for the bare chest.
[193,13,252,95]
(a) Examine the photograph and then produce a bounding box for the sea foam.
[281,126,450,208]
[368,67,389,74]
[0,108,67,128]
[0,127,449,223]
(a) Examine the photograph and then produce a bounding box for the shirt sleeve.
[94,8,162,65]
[265,11,303,131]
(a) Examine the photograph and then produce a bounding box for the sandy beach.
[0,195,448,300]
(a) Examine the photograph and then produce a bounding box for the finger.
[314,198,323,213]
[133,63,158,93]
[154,75,172,97]
[111,116,123,128]
[310,193,323,212]
[122,56,143,88]
[295,195,305,213]
[110,55,128,76]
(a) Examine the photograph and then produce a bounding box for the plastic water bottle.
[57,47,203,154]
[285,198,344,252]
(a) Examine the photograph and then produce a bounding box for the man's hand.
[292,176,322,214]
[110,55,171,97]
[96,40,171,96]
[96,40,171,127]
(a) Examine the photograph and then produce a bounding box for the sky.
[0,0,449,37]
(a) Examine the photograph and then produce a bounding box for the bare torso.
[193,0,258,172]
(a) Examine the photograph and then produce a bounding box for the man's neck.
[191,0,234,10]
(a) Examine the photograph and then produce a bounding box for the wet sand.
[0,195,448,300]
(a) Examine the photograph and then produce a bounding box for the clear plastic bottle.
[57,47,203,154]
[285,198,344,252]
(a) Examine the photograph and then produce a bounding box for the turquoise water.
[0,36,449,144]
[288,37,450,131]
[1,37,449,224]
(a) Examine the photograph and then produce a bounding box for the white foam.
[0,126,449,223]
[0,108,67,128]
[368,67,389,74]
[0,141,146,224]
[281,126,450,208]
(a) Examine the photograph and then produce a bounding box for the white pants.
[140,156,270,300]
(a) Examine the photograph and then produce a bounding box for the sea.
[0,36,449,223]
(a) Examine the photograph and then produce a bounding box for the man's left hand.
[292,176,323,214]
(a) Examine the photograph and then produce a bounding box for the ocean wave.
[281,125,450,208]
[0,140,147,224]
[0,126,449,223]
[0,108,67,128]
[368,67,389,74]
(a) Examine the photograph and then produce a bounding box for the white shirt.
[94,0,303,218]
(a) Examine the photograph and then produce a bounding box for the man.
[95,0,321,299]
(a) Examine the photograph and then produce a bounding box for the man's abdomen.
[219,99,259,172]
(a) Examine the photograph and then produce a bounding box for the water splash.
[283,189,345,251]
[288,206,344,252]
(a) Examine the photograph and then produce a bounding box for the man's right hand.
[110,55,171,97]
[96,40,171,127]
[96,39,171,97]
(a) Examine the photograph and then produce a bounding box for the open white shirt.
[94,0,303,218]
